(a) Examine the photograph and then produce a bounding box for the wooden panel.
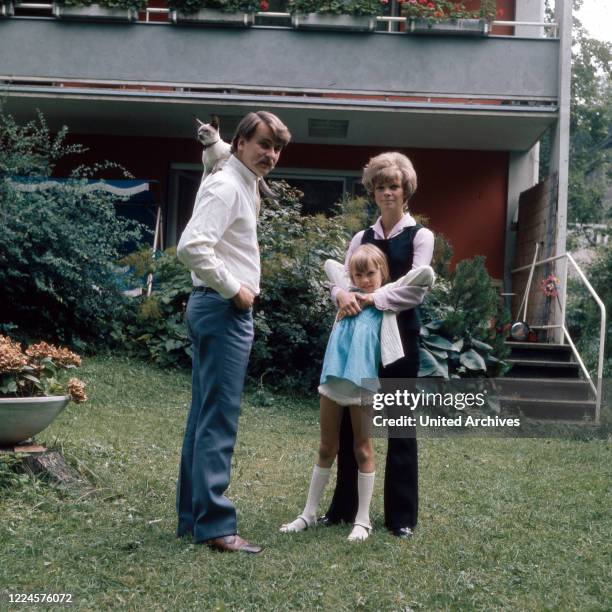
[512,174,559,335]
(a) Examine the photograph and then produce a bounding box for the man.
[176,111,291,554]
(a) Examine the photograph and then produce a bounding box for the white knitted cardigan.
[324,260,435,367]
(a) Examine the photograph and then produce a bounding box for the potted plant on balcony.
[0,335,88,447]
[169,0,259,26]
[290,0,389,32]
[52,0,145,22]
[401,0,494,36]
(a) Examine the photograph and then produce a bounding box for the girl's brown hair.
[349,244,390,285]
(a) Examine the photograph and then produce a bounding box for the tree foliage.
[541,1,612,237]
[568,0,612,237]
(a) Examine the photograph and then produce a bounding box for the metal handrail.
[511,251,606,423]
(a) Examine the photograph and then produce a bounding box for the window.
[167,165,364,244]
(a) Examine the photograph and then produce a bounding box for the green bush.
[118,182,358,387]
[0,110,146,349]
[419,256,510,378]
[113,248,193,368]
[252,181,349,388]
[121,184,507,389]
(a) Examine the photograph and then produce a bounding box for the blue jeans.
[176,290,254,542]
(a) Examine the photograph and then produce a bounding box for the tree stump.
[1,444,87,488]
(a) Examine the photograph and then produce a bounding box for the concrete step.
[505,341,574,363]
[496,378,594,401]
[506,359,582,379]
[500,397,596,421]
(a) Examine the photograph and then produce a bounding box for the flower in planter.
[67,378,88,403]
[168,0,261,13]
[401,0,488,22]
[57,0,147,10]
[0,335,87,402]
[25,342,82,368]
[0,336,27,374]
[260,0,269,8]
[480,0,497,21]
[289,0,390,17]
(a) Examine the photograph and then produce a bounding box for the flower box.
[291,13,376,32]
[52,3,138,21]
[408,17,489,36]
[1,1,14,17]
[170,8,254,26]
[0,396,70,446]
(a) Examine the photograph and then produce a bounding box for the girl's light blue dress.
[318,305,383,405]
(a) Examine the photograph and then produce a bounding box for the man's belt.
[192,286,219,295]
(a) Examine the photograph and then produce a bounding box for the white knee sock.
[348,471,375,541]
[280,465,331,533]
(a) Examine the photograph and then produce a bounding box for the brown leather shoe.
[205,534,263,554]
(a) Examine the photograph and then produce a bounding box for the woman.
[321,151,434,538]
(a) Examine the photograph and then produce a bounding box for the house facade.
[0,0,571,291]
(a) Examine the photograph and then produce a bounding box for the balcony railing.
[3,2,559,38]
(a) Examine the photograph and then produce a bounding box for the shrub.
[566,245,612,378]
[113,248,193,368]
[0,110,147,349]
[118,182,360,387]
[121,184,507,389]
[419,256,510,378]
[252,181,349,388]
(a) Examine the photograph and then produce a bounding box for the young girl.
[280,244,434,542]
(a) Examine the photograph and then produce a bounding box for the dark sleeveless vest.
[361,224,423,333]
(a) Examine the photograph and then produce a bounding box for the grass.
[1,354,611,611]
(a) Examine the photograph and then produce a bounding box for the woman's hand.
[355,293,375,308]
[336,289,362,320]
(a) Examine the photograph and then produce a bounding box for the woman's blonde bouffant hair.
[349,244,390,285]
[362,152,418,203]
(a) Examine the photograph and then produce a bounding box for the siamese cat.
[196,114,276,200]
[196,115,231,182]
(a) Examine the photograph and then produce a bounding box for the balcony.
[0,7,560,150]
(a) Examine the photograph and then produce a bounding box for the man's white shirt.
[177,155,261,299]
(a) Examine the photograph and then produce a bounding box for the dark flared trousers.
[325,331,420,530]
[176,290,253,543]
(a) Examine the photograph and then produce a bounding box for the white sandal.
[280,515,311,533]
[348,522,372,542]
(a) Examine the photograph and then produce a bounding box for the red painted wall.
[57,135,508,279]
[281,144,508,279]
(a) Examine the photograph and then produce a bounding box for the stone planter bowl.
[0,396,70,446]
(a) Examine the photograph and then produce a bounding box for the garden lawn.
[1,355,610,611]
